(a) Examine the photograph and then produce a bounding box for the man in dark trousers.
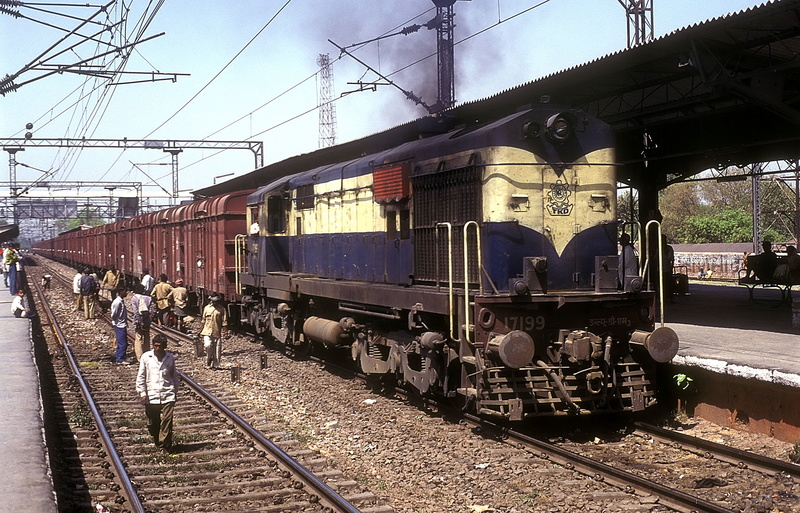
[136,334,179,453]
[79,268,98,319]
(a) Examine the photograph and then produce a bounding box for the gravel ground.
[192,329,800,513]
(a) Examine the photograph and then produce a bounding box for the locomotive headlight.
[545,113,574,143]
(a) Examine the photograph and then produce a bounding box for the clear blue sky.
[0,0,768,201]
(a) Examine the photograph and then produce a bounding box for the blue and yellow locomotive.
[239,106,678,420]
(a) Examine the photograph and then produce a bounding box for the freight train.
[34,106,679,421]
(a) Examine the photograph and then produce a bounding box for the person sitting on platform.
[743,241,778,283]
[11,289,36,318]
[785,245,800,284]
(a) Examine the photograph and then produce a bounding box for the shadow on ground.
[665,281,796,334]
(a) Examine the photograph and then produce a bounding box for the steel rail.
[463,414,736,513]
[635,421,800,477]
[177,371,362,513]
[30,275,146,512]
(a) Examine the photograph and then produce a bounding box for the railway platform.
[0,280,57,511]
[666,281,800,441]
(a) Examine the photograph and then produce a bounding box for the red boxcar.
[32,190,253,301]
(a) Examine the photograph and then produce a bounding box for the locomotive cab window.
[249,207,260,235]
[266,195,286,233]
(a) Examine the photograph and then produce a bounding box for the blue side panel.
[305,235,318,274]
[482,222,618,291]
[331,233,343,279]
[279,230,413,286]
[371,234,385,282]
[343,233,367,280]
[293,237,305,273]
[318,235,330,277]
[262,235,291,272]
[248,235,292,275]
[385,237,413,285]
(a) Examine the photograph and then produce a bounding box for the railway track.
[30,255,800,512]
[29,258,390,512]
[228,319,800,513]
[161,291,800,513]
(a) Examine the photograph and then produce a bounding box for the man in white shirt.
[73,269,83,311]
[618,233,638,288]
[140,268,155,295]
[136,334,179,452]
[11,289,35,318]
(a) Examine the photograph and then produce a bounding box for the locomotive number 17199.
[503,315,545,331]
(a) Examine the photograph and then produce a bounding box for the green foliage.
[789,442,800,464]
[679,209,752,243]
[658,173,796,244]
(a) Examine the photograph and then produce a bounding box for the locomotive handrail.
[437,221,481,344]
[463,221,481,344]
[437,222,456,341]
[234,233,247,296]
[642,220,665,327]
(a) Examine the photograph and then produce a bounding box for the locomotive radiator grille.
[412,166,482,284]
[478,363,656,418]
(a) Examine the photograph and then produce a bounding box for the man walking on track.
[200,294,227,370]
[136,334,179,453]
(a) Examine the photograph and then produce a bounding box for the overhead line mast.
[317,54,337,148]
[618,0,654,48]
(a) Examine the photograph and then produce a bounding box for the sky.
[0,0,771,206]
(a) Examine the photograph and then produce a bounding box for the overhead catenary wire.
[141,0,296,139]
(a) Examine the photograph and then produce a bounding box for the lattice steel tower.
[317,53,337,148]
[433,0,457,112]
[618,0,654,48]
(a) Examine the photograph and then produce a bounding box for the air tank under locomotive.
[239,106,678,421]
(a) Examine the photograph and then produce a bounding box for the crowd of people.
[4,252,227,454]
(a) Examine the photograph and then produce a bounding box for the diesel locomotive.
[34,105,678,421]
[238,105,678,420]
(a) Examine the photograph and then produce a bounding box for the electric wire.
[141,0,295,139]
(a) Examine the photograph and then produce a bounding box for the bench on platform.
[738,268,797,303]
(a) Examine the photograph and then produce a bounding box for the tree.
[679,209,752,243]
[67,207,106,231]
[657,172,795,244]
[659,182,703,242]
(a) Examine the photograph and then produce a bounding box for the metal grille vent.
[413,166,482,284]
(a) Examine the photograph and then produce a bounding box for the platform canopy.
[0,224,19,243]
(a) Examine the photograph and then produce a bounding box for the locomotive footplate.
[476,361,655,421]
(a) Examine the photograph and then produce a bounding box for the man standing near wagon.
[168,278,189,332]
[140,268,155,295]
[102,266,122,303]
[72,269,83,311]
[151,274,173,327]
[200,294,227,370]
[111,288,130,365]
[136,334,179,453]
[79,268,98,319]
[131,284,153,361]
